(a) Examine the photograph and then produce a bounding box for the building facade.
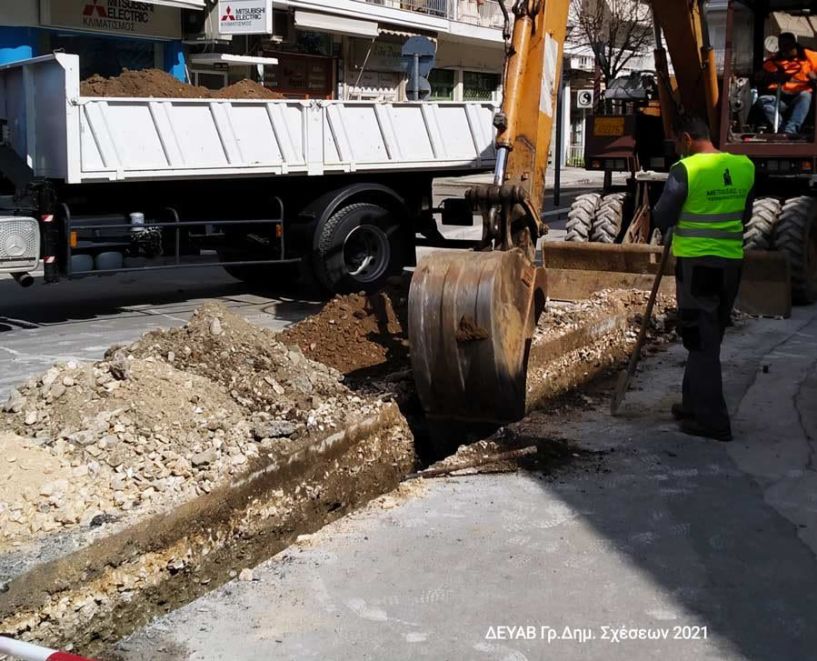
[188,0,508,102]
[0,1,508,104]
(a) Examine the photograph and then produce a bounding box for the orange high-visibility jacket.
[764,51,815,94]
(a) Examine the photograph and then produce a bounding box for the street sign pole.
[414,54,420,101]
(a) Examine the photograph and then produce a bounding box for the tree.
[569,0,654,85]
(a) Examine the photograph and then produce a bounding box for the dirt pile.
[80,69,284,99]
[212,79,284,99]
[0,303,388,547]
[280,279,409,377]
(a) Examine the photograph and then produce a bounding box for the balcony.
[359,0,448,18]
[356,0,505,29]
[453,0,505,30]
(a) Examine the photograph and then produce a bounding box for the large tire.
[591,192,629,243]
[744,197,781,251]
[314,202,403,294]
[773,196,817,304]
[565,193,601,242]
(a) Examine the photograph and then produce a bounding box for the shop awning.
[294,10,379,38]
[140,0,206,9]
[379,27,419,39]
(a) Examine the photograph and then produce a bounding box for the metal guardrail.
[359,0,448,18]
[357,0,505,28]
[452,0,505,29]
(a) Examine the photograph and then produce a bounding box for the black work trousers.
[675,257,743,434]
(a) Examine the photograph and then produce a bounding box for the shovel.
[610,231,673,416]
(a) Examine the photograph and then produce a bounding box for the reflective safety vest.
[674,152,755,260]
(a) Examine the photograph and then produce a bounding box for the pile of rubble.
[0,303,389,547]
[535,289,676,344]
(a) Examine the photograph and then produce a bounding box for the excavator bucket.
[409,249,547,424]
[541,242,792,318]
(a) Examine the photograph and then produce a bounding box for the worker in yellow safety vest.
[653,115,755,442]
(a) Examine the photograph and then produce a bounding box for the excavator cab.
[719,2,817,143]
[715,1,817,303]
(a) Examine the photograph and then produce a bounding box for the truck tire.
[314,202,403,293]
[744,197,781,251]
[565,193,601,242]
[591,193,629,243]
[773,196,817,304]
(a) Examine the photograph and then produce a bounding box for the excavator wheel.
[408,249,547,424]
[774,196,817,304]
[565,193,601,242]
[591,193,629,244]
[744,197,781,252]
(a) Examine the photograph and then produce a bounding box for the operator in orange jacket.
[756,32,817,135]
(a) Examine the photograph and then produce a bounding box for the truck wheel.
[314,202,403,293]
[744,197,781,251]
[565,193,601,242]
[773,196,817,304]
[591,193,629,243]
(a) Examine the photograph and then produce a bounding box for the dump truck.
[0,54,497,294]
[573,0,817,305]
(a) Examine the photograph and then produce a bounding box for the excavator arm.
[650,0,720,141]
[408,0,568,423]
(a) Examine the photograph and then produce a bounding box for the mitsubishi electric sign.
[42,0,182,39]
[218,0,272,35]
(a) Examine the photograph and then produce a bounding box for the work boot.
[679,418,732,443]
[671,402,693,420]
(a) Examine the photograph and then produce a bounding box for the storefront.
[345,35,409,101]
[186,5,340,98]
[0,0,197,79]
[430,37,503,101]
[261,26,338,100]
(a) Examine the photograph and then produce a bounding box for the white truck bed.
[0,54,497,185]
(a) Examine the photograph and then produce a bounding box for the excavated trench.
[0,279,676,658]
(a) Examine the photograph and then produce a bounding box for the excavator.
[408,0,811,425]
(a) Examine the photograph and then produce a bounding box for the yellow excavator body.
[409,0,567,424]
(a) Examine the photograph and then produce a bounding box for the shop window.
[192,70,228,90]
[429,69,455,101]
[49,33,156,79]
[463,71,500,101]
[295,31,332,57]
[264,52,335,99]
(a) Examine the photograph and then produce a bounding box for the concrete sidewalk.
[117,305,817,661]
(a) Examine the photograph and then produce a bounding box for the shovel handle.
[611,231,673,414]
